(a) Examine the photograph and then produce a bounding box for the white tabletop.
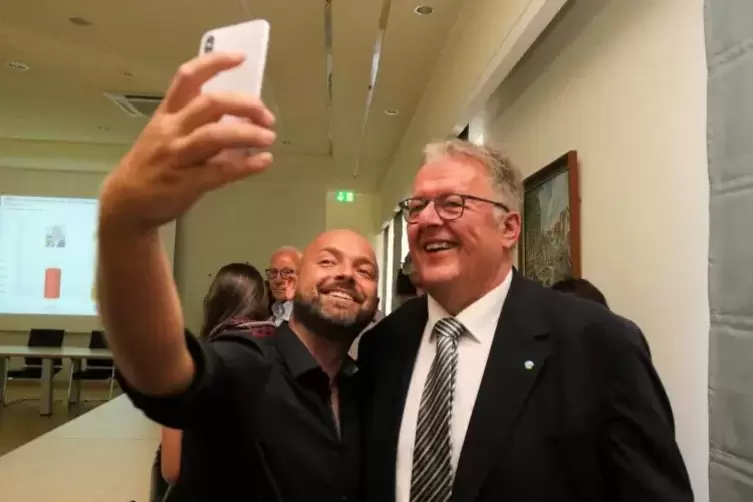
[0,396,159,502]
[0,345,112,358]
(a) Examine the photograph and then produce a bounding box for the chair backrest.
[26,328,65,368]
[88,330,108,349]
[87,330,114,368]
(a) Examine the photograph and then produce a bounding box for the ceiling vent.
[104,92,163,118]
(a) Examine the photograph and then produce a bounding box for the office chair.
[2,329,65,405]
[67,330,117,403]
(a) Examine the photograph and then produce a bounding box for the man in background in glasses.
[266,246,301,326]
[357,139,692,502]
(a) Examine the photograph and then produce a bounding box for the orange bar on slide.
[44,268,61,299]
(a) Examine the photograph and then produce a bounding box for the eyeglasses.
[398,193,509,223]
[265,268,296,280]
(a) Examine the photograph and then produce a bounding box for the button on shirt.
[395,271,512,502]
[119,324,360,501]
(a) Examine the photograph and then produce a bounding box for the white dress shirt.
[395,271,512,502]
[270,300,293,326]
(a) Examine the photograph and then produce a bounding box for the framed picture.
[519,151,581,286]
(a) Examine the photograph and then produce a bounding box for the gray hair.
[423,139,523,212]
[270,246,302,265]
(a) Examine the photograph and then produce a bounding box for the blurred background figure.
[154,262,275,500]
[551,276,652,357]
[266,247,302,325]
[551,277,608,308]
[394,254,423,307]
[200,262,275,339]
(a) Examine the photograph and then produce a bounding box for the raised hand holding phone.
[99,20,274,235]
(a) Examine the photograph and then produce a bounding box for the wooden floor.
[0,381,119,456]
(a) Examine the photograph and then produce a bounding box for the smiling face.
[293,230,379,341]
[267,250,300,302]
[408,155,520,313]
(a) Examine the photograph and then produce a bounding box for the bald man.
[266,246,301,325]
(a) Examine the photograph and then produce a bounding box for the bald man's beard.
[292,292,376,343]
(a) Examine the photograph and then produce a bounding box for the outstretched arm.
[96,52,276,397]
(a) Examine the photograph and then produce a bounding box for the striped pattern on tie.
[410,317,466,502]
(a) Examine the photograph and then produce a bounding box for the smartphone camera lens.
[204,35,215,53]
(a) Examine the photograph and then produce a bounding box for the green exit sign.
[335,191,355,203]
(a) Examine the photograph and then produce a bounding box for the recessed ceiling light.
[385,109,400,116]
[414,5,434,16]
[6,61,30,72]
[69,17,92,26]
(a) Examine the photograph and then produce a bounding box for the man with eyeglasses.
[266,246,301,326]
[357,139,693,502]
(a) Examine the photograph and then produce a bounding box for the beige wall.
[324,190,377,238]
[485,0,709,498]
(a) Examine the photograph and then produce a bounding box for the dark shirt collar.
[275,323,357,380]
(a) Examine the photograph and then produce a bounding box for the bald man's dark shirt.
[117,325,360,501]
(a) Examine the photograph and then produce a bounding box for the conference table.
[0,395,159,502]
[0,345,113,415]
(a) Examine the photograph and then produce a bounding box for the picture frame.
[519,150,581,285]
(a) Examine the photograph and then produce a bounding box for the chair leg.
[66,364,74,408]
[1,357,8,407]
[108,368,116,400]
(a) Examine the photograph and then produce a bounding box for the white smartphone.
[198,19,270,98]
[198,20,271,158]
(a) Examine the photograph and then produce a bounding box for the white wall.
[486,0,709,498]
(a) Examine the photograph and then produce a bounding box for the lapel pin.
[524,360,534,370]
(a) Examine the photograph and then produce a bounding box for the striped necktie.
[410,317,466,502]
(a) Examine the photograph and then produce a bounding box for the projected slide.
[0,195,98,316]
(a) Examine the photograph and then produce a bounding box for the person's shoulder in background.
[544,280,650,356]
[228,320,277,339]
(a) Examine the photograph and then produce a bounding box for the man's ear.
[501,211,521,250]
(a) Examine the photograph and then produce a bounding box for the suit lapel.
[451,273,552,502]
[369,298,427,501]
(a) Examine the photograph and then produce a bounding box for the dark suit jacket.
[358,272,693,502]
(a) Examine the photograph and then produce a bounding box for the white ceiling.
[0,0,463,190]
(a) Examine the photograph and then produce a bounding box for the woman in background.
[551,277,652,357]
[155,263,274,499]
[198,262,275,340]
[395,254,424,307]
[551,277,608,308]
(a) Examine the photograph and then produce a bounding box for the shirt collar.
[271,300,293,325]
[425,269,512,343]
[274,322,357,380]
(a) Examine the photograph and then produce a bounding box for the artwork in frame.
[520,151,581,286]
